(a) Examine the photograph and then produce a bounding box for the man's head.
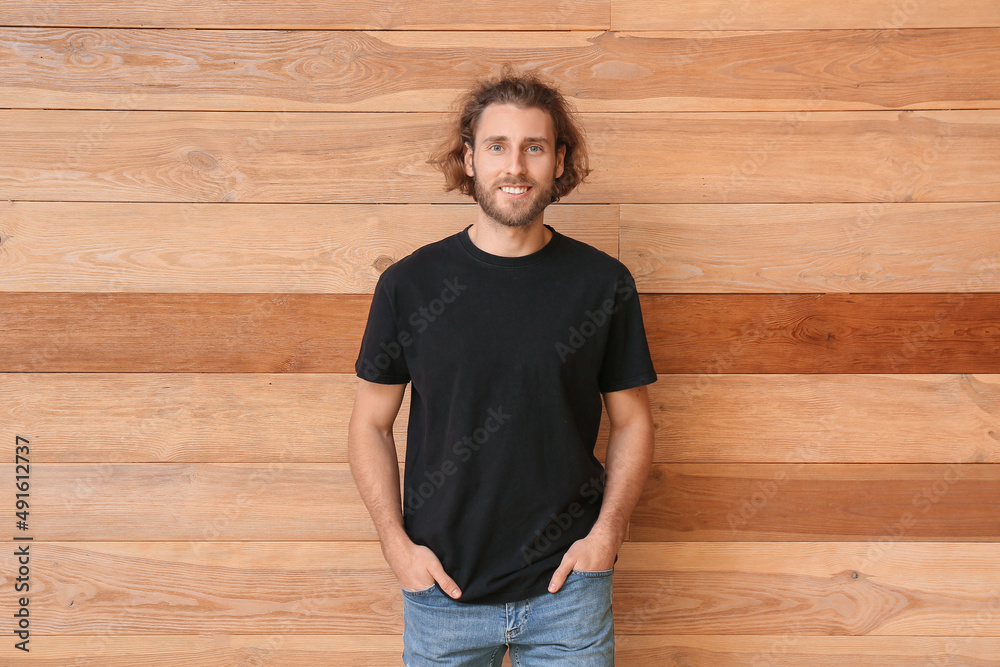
[429,67,591,228]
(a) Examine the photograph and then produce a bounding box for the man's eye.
[527,146,542,153]
[488,145,503,152]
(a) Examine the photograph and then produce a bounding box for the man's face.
[463,104,566,229]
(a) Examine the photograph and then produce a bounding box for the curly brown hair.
[428,65,591,204]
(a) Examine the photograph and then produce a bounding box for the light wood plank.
[4,293,1000,373]
[3,28,999,112]
[617,636,1000,666]
[612,0,1000,30]
[0,373,612,464]
[4,374,999,465]
[2,110,998,204]
[0,635,405,666]
[9,461,999,541]
[623,203,1000,293]
[653,374,1000,464]
[0,202,618,292]
[631,463,1000,541]
[3,541,999,636]
[615,542,1000,635]
[0,1,610,29]
[16,463,377,541]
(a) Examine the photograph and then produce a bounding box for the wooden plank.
[653,374,1000,464]
[10,461,999,542]
[13,463,376,541]
[4,293,1000,373]
[612,0,1000,30]
[615,542,1000,635]
[631,463,1000,541]
[2,110,998,204]
[0,293,363,372]
[4,541,999,636]
[646,293,1000,373]
[4,373,998,465]
[0,373,613,463]
[0,541,403,635]
[617,636,1000,666]
[0,1,610,29]
[623,203,1000,293]
[3,28,1000,112]
[0,635,406,665]
[0,202,618,292]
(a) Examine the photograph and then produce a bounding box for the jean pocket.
[569,567,614,578]
[400,582,438,596]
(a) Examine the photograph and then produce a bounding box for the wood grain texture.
[647,293,1000,374]
[631,463,1000,541]
[3,28,999,112]
[15,463,378,541]
[611,0,1000,30]
[9,461,999,542]
[0,373,613,464]
[653,374,1000,464]
[623,203,1000,293]
[616,636,1000,666]
[0,202,618,292]
[0,635,406,666]
[5,373,998,464]
[0,1,610,30]
[2,110,998,204]
[615,542,1000,635]
[3,541,999,636]
[4,293,1000,373]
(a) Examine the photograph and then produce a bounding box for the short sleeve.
[355,270,411,385]
[597,268,657,393]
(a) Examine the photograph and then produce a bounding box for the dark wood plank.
[0,1,610,29]
[3,293,1000,373]
[2,110,998,204]
[3,28,999,112]
[646,293,1000,373]
[631,463,1000,541]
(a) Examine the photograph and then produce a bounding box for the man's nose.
[504,150,528,176]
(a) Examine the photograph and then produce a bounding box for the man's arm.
[547,383,655,592]
[347,377,463,598]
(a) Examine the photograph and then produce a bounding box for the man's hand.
[546,527,621,593]
[383,534,463,599]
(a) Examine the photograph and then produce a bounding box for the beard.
[472,167,556,229]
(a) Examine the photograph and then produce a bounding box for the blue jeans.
[401,568,614,666]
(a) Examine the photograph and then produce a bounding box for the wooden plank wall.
[1,1,999,664]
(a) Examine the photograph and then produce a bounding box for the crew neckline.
[458,223,561,267]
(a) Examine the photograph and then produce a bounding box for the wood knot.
[373,255,395,272]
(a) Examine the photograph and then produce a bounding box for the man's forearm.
[590,420,655,548]
[347,423,409,548]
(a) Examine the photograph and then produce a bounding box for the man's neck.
[468,216,552,258]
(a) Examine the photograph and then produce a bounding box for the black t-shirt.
[355,222,657,604]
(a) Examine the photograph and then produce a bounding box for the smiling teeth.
[501,186,529,194]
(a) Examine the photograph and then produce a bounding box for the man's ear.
[555,144,566,179]
[463,142,475,178]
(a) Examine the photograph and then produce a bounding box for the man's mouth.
[499,185,531,196]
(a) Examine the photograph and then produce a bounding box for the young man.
[349,67,657,665]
